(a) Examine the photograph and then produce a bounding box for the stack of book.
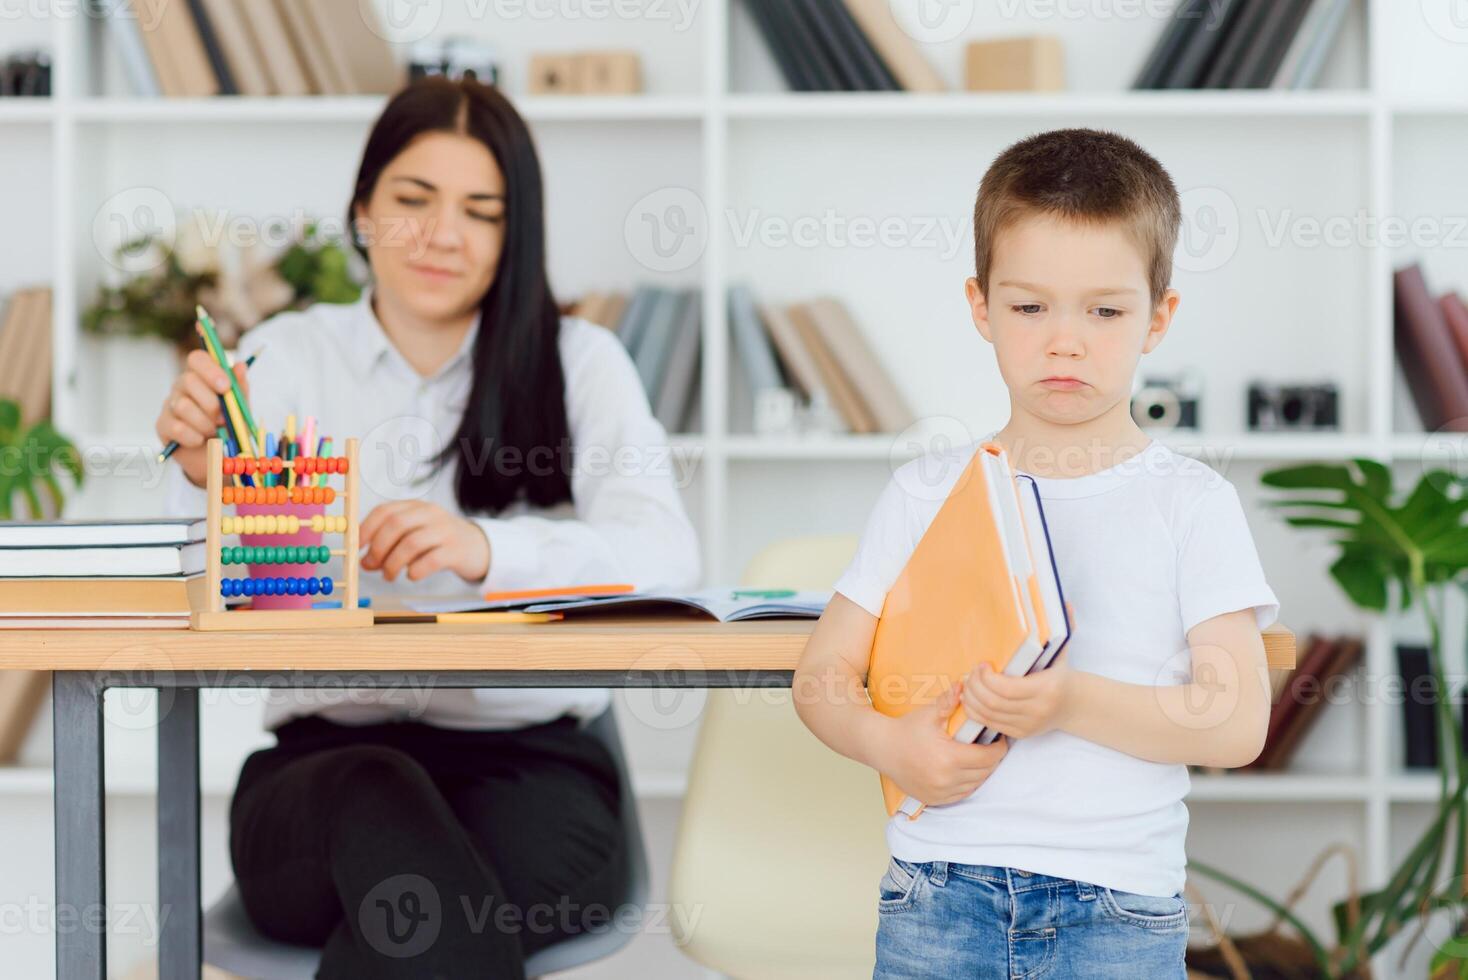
[1394,263,1468,434]
[1199,631,1363,773]
[0,518,207,630]
[0,286,53,425]
[104,0,402,98]
[1132,0,1351,90]
[571,288,702,435]
[740,0,945,92]
[731,285,914,436]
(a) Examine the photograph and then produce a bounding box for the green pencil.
[194,304,262,455]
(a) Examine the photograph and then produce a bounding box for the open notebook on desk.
[522,588,831,622]
[402,589,831,622]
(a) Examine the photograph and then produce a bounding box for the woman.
[158,77,700,977]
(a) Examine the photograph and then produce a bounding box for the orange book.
[867,441,1073,820]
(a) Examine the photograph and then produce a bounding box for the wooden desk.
[0,618,1296,980]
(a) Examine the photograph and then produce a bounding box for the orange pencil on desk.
[437,611,564,624]
[482,584,635,602]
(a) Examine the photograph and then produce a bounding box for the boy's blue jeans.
[873,856,1189,978]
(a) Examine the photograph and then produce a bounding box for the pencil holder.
[189,437,371,630]
[236,501,326,610]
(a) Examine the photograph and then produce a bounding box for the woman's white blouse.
[164,288,702,731]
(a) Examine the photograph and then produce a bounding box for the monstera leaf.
[0,398,84,520]
[1260,458,1468,612]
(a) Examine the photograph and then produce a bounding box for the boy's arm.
[1057,608,1271,768]
[792,592,894,772]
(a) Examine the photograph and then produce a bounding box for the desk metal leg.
[53,671,105,980]
[157,687,200,980]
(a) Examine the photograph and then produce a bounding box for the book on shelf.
[1245,632,1363,772]
[742,0,944,92]
[104,0,403,98]
[0,286,53,425]
[569,287,702,435]
[1135,0,1351,90]
[1394,263,1468,433]
[1398,644,1438,770]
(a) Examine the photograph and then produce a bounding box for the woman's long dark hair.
[348,77,572,515]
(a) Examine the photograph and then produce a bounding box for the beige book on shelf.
[304,0,361,94]
[154,0,221,96]
[239,0,310,95]
[841,0,946,92]
[787,303,876,433]
[198,0,273,95]
[758,302,826,404]
[319,0,403,94]
[271,0,328,93]
[804,297,913,432]
[0,288,50,422]
[128,0,187,96]
[0,670,49,764]
[21,287,52,423]
[0,288,38,405]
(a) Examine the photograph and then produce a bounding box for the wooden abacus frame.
[189,436,373,630]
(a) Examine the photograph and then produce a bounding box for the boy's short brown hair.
[973,128,1181,307]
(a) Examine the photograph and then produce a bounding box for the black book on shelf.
[184,0,238,95]
[1230,0,1317,88]
[1398,644,1439,770]
[1199,0,1271,88]
[742,0,821,91]
[1132,0,1207,89]
[1160,0,1247,89]
[777,0,850,90]
[808,0,900,91]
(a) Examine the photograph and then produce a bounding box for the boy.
[793,128,1279,978]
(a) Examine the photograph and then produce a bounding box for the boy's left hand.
[959,649,1074,740]
[359,500,491,584]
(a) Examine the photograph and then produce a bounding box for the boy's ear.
[1141,288,1181,354]
[965,277,993,343]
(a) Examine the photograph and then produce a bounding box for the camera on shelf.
[1,50,51,97]
[1247,381,1339,431]
[1130,371,1201,431]
[407,37,500,86]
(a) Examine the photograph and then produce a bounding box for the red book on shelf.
[1395,265,1468,432]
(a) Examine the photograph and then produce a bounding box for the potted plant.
[1188,458,1468,978]
[0,398,83,519]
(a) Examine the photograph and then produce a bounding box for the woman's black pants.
[228,711,629,979]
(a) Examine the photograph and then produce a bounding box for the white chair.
[668,535,891,979]
[203,705,648,979]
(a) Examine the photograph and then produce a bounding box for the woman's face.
[353,130,507,323]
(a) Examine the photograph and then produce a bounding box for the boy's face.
[967,213,1178,431]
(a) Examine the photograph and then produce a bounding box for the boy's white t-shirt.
[832,435,1280,897]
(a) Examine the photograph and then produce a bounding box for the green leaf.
[1331,552,1390,610]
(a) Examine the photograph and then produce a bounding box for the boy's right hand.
[880,680,1010,808]
[155,349,251,488]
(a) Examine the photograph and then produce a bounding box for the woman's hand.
[156,349,251,488]
[959,649,1075,740]
[359,500,491,584]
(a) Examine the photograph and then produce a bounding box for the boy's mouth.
[1040,377,1087,391]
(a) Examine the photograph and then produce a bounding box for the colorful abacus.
[189,437,372,630]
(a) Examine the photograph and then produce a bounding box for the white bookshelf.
[4,0,1468,975]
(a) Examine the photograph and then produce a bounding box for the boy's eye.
[1093,307,1122,319]
[1012,304,1043,315]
